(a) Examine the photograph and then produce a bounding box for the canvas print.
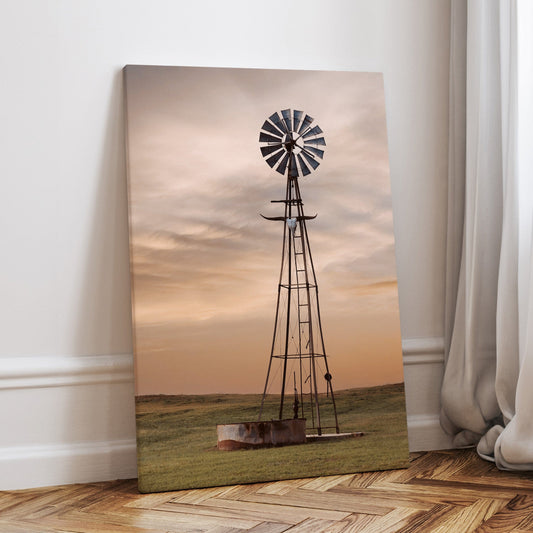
[124,65,409,493]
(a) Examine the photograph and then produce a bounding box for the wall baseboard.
[0,440,137,491]
[401,336,452,451]
[0,338,450,489]
[407,414,454,452]
[0,354,137,490]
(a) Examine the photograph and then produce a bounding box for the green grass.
[135,383,409,492]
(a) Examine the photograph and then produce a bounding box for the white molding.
[0,353,134,390]
[402,336,445,365]
[402,336,445,354]
[403,353,445,365]
[0,439,138,491]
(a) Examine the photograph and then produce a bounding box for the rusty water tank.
[217,419,306,451]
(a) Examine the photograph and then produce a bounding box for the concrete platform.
[306,432,364,442]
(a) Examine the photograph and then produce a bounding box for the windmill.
[258,109,340,436]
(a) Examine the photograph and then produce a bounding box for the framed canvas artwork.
[124,65,409,493]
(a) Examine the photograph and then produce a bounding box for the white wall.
[0,0,453,490]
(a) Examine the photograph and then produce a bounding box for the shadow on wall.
[73,68,133,355]
[66,67,136,478]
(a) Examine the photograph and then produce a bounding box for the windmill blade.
[260,144,283,157]
[276,152,290,175]
[281,109,292,132]
[269,112,288,133]
[301,149,320,170]
[260,132,283,143]
[297,153,311,176]
[293,110,303,132]
[302,125,323,138]
[304,136,326,146]
[302,145,324,159]
[266,149,286,168]
[288,153,298,178]
[298,114,314,134]
[262,120,285,137]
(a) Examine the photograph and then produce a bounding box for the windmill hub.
[282,132,301,154]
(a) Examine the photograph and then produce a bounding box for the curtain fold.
[440,0,533,469]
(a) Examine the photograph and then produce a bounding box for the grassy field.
[135,383,409,493]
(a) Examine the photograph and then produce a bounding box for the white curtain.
[441,0,533,470]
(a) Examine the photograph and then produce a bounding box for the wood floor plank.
[321,513,381,532]
[430,498,510,533]
[352,507,428,533]
[391,452,451,483]
[389,503,458,533]
[511,495,533,531]
[473,495,533,532]
[341,469,405,489]
[205,527,247,533]
[426,449,480,481]
[256,478,309,496]
[104,507,234,532]
[329,484,453,509]
[408,477,533,499]
[118,503,263,529]
[125,491,185,509]
[78,507,248,532]
[452,473,533,491]
[0,489,74,519]
[166,497,352,523]
[300,474,356,492]
[17,514,171,533]
[231,487,396,515]
[456,453,498,478]
[246,522,291,533]
[171,485,239,505]
[0,519,62,533]
[284,517,335,532]
[367,479,505,507]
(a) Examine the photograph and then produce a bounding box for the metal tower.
[258,109,340,436]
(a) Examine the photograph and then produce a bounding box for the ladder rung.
[297,269,306,272]
[300,320,310,324]
[298,303,308,306]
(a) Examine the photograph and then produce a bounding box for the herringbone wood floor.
[2,450,533,532]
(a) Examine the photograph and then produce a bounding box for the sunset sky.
[125,66,403,395]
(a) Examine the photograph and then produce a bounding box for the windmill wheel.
[259,109,326,178]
